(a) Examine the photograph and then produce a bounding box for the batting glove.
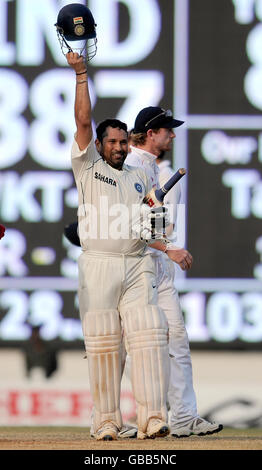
[131,204,170,242]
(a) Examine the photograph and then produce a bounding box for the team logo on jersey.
[134,183,142,193]
[95,172,117,187]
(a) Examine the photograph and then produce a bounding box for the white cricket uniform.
[71,138,170,435]
[126,148,198,427]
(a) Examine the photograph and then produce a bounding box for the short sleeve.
[71,137,99,180]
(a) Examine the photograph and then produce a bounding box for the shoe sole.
[92,431,137,439]
[95,432,118,441]
[172,424,223,438]
[96,434,117,441]
[196,424,223,436]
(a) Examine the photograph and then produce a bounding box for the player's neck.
[134,144,158,158]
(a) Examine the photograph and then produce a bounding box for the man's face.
[96,127,128,170]
[152,127,176,153]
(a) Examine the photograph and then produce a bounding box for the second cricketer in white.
[127,146,198,429]
[126,106,223,438]
[67,52,170,441]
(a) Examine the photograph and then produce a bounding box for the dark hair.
[96,119,128,143]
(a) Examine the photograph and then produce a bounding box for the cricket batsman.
[56,2,178,440]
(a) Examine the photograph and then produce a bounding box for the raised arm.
[66,52,93,150]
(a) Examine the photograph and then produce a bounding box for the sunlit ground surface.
[0,427,261,450]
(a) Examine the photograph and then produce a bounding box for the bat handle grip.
[155,168,186,202]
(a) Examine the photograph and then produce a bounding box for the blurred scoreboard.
[0,0,173,347]
[174,0,262,349]
[0,0,261,350]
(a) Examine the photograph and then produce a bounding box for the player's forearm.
[75,71,92,128]
[74,71,93,149]
[66,52,93,148]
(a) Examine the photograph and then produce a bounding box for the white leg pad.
[122,304,170,433]
[82,309,122,432]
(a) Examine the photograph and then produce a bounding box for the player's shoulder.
[125,151,142,167]
[124,163,150,188]
[124,163,146,177]
[71,135,98,159]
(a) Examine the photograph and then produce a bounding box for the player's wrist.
[164,241,178,254]
[76,79,87,85]
[76,70,87,76]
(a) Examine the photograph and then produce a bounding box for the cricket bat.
[143,168,186,207]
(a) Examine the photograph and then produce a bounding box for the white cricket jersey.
[126,148,181,249]
[127,146,160,189]
[71,138,152,255]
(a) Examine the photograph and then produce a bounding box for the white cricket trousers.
[77,251,170,434]
[155,254,198,427]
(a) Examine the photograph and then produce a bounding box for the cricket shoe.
[118,424,137,438]
[94,422,118,441]
[171,417,223,438]
[137,418,169,439]
[91,423,137,439]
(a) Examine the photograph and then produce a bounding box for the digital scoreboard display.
[0,0,261,350]
[174,0,262,348]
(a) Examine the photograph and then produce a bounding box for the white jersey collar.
[130,145,158,164]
